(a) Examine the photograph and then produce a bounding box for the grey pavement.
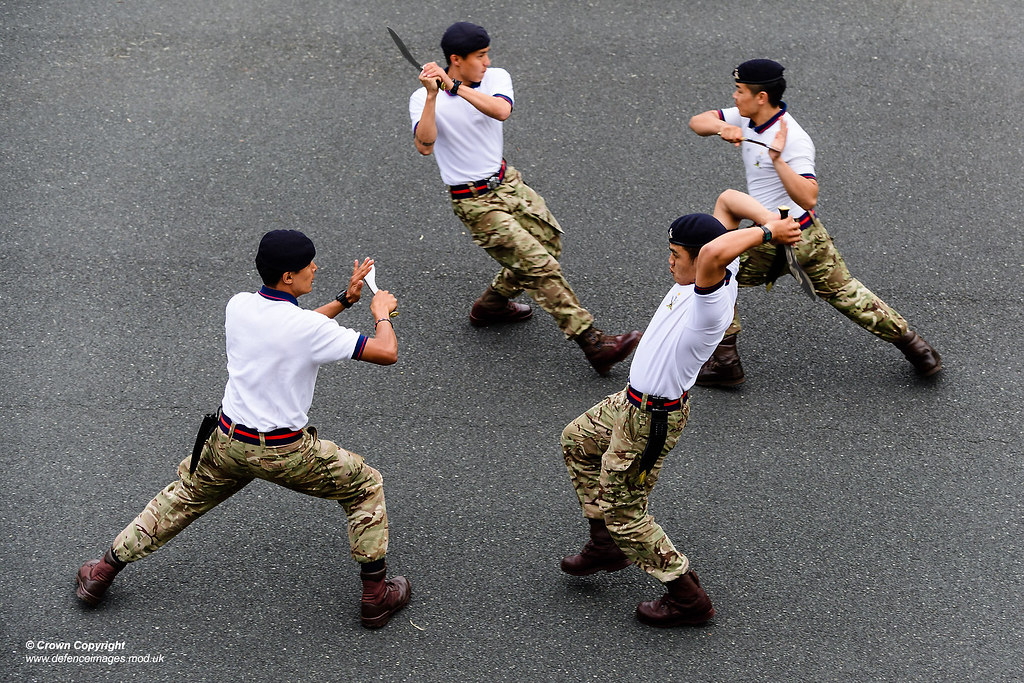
[2,1,1022,681]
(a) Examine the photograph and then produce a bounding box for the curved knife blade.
[387,27,423,70]
[741,137,783,154]
[717,131,782,153]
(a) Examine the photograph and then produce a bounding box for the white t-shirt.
[409,67,514,185]
[220,287,365,431]
[628,262,739,399]
[719,106,815,222]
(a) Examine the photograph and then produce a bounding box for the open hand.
[343,258,374,304]
[768,119,788,160]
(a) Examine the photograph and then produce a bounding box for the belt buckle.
[486,174,500,191]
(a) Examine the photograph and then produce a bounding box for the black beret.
[733,59,785,84]
[441,22,490,59]
[668,214,727,247]
[255,230,315,274]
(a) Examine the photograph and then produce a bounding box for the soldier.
[560,190,802,627]
[688,59,941,385]
[75,230,411,629]
[408,21,640,375]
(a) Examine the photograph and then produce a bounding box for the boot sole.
[361,598,410,629]
[636,606,715,627]
[361,612,397,629]
[560,559,633,576]
[915,362,942,377]
[469,311,534,328]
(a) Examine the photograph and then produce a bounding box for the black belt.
[449,159,506,198]
[626,385,687,412]
[218,414,304,447]
[625,385,688,484]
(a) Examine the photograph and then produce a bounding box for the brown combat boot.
[695,333,745,387]
[360,564,411,629]
[469,286,533,327]
[894,330,942,376]
[636,570,715,627]
[75,547,126,606]
[561,518,633,576]
[574,326,641,375]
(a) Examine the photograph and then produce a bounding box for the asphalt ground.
[2,1,1022,681]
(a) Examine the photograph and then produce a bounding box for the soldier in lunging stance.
[689,59,941,384]
[560,191,801,626]
[408,21,640,374]
[76,230,410,629]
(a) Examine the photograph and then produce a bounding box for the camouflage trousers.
[561,388,691,583]
[728,216,909,342]
[112,425,388,565]
[452,164,594,339]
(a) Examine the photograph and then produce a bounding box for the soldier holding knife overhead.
[405,21,640,375]
[560,190,801,627]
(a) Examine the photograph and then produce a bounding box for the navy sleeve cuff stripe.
[352,334,369,360]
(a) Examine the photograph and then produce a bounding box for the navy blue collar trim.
[258,285,299,306]
[694,268,733,296]
[749,102,787,134]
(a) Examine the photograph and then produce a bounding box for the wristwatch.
[449,79,462,96]
[756,224,772,244]
[335,291,353,308]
